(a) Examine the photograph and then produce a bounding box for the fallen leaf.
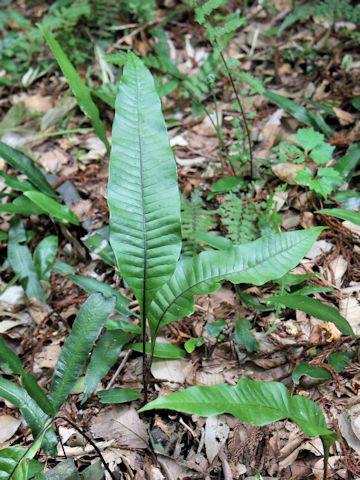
[0,286,25,305]
[333,107,355,126]
[151,359,192,384]
[205,415,229,463]
[36,148,69,173]
[327,255,348,287]
[90,406,148,449]
[0,415,21,443]
[272,162,305,185]
[305,240,333,260]
[339,295,360,335]
[33,343,61,370]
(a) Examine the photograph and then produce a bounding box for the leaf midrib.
[154,235,307,331]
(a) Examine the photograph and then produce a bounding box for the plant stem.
[217,49,254,179]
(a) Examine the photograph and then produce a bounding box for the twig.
[106,350,132,390]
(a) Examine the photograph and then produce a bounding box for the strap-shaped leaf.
[108,53,181,314]
[148,228,322,338]
[0,377,57,454]
[0,141,56,198]
[268,294,354,337]
[139,377,337,442]
[49,293,115,411]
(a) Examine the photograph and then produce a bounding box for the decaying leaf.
[0,415,21,443]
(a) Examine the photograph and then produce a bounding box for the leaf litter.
[0,1,360,479]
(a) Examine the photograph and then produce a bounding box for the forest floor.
[0,1,359,479]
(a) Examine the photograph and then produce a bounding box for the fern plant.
[219,193,259,244]
[1,53,354,478]
[181,190,216,255]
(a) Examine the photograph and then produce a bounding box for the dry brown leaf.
[339,295,360,335]
[151,359,192,384]
[36,148,69,173]
[90,406,148,449]
[333,107,355,126]
[305,240,333,260]
[33,343,61,370]
[326,255,348,287]
[13,93,53,113]
[0,415,21,443]
[204,415,230,463]
[272,162,304,185]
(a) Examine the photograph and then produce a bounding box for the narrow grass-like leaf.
[148,228,323,340]
[316,208,360,226]
[140,378,337,442]
[33,236,58,281]
[7,218,46,302]
[67,274,131,316]
[0,195,46,216]
[0,141,55,197]
[49,293,116,411]
[40,26,110,154]
[24,191,79,225]
[108,53,181,316]
[97,388,141,404]
[82,330,133,403]
[268,294,354,337]
[0,377,57,454]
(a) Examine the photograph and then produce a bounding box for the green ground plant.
[0,51,356,480]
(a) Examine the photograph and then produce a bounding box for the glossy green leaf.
[0,337,53,416]
[316,208,360,226]
[24,191,79,225]
[40,27,110,155]
[184,337,205,353]
[49,293,116,411]
[7,218,46,302]
[0,377,57,454]
[0,446,28,480]
[67,274,130,316]
[191,231,233,250]
[130,342,185,359]
[97,387,141,404]
[105,317,141,334]
[0,141,55,197]
[268,294,354,337]
[81,229,115,267]
[333,142,360,181]
[82,330,133,403]
[0,170,33,192]
[107,53,181,316]
[210,176,245,194]
[33,236,58,281]
[0,196,46,216]
[148,228,323,340]
[140,377,336,442]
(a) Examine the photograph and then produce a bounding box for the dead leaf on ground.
[35,148,69,173]
[33,343,61,370]
[272,162,304,185]
[151,359,192,384]
[90,406,148,449]
[0,415,21,443]
[205,415,230,463]
[339,295,360,335]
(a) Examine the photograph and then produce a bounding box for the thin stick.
[106,350,132,390]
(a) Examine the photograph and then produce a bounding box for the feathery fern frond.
[181,190,216,255]
[219,193,259,244]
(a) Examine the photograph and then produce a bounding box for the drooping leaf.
[33,236,58,281]
[316,208,360,226]
[0,141,55,197]
[268,294,354,337]
[0,195,46,216]
[82,330,133,403]
[0,336,23,375]
[130,342,186,359]
[24,191,79,225]
[97,388,141,404]
[108,52,181,317]
[7,218,46,302]
[49,293,116,411]
[0,377,57,454]
[139,377,337,443]
[40,26,110,155]
[148,228,323,340]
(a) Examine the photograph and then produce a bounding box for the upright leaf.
[49,293,116,411]
[139,377,337,443]
[33,236,58,281]
[7,218,46,302]
[0,141,56,198]
[148,228,323,340]
[40,26,110,155]
[108,53,181,316]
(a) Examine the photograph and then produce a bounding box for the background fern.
[181,190,216,255]
[219,193,259,244]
